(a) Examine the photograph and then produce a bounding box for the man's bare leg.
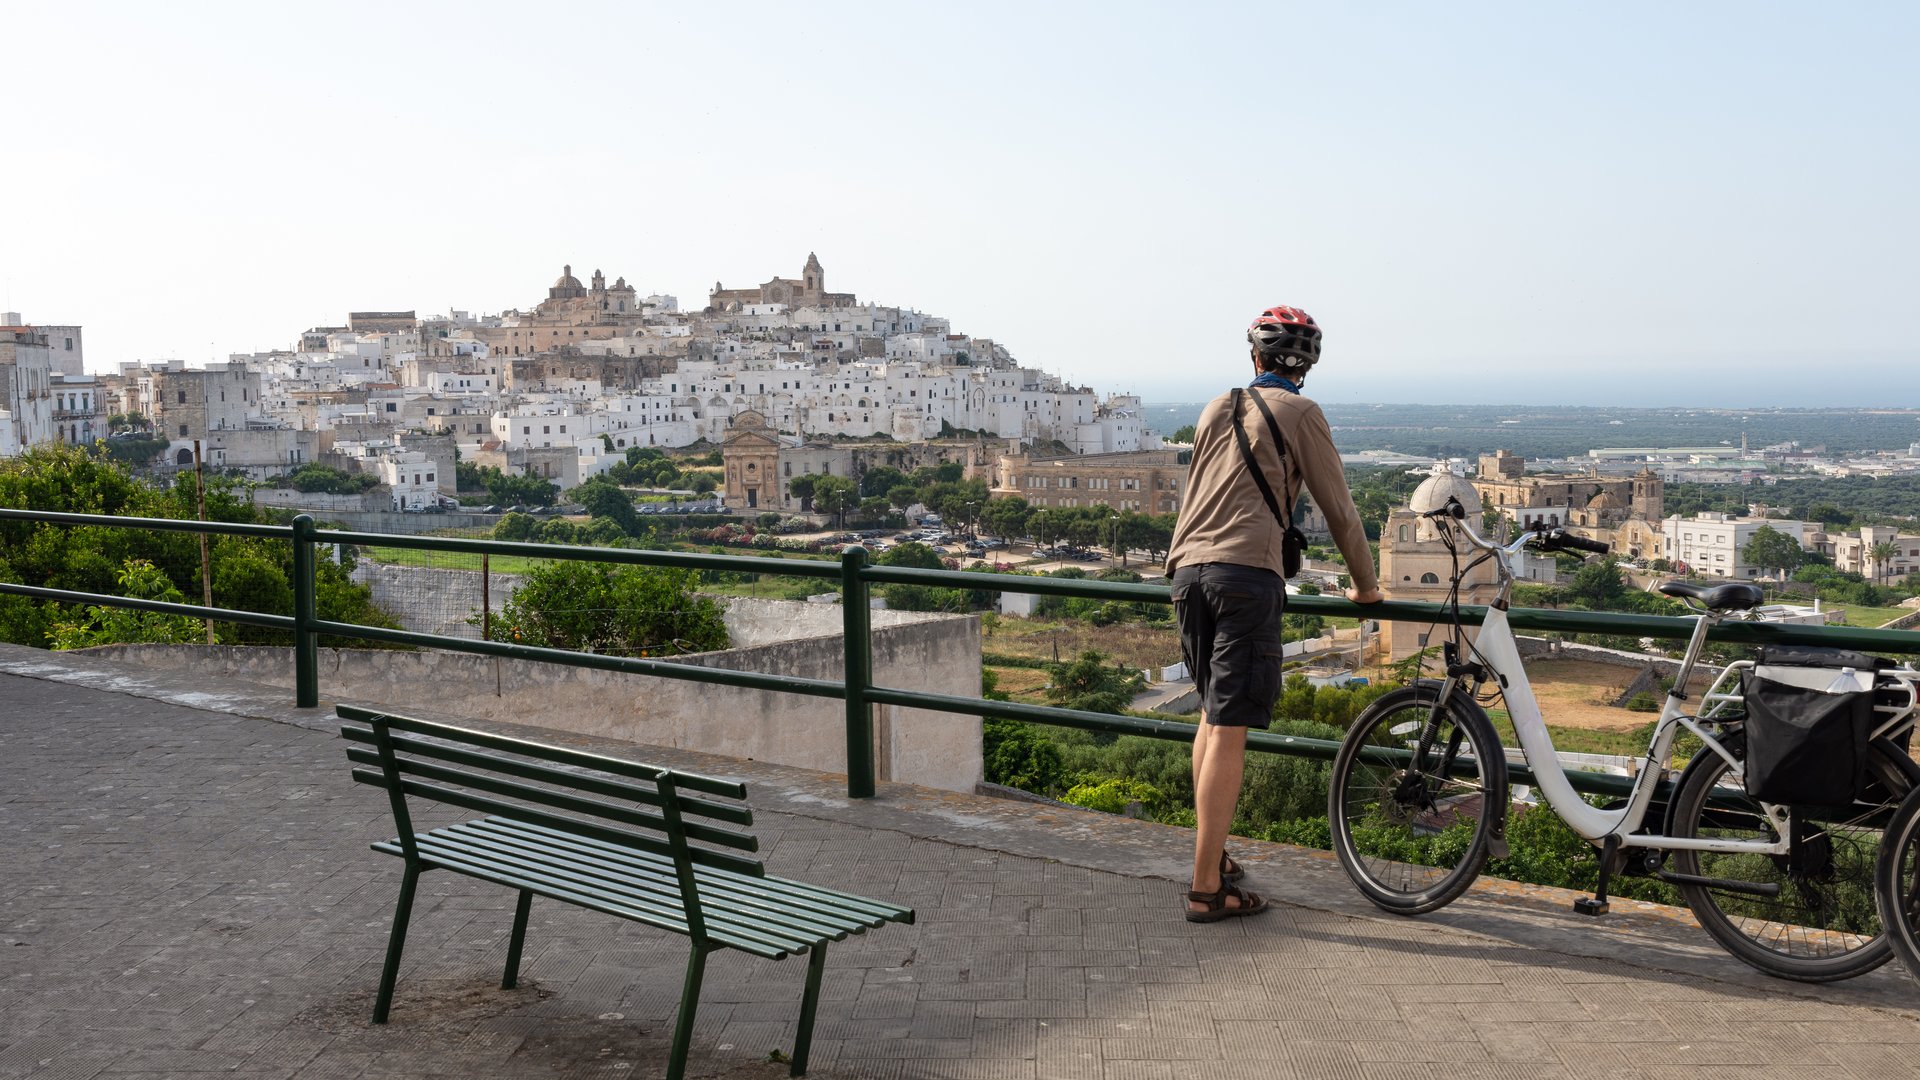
[1190,720,1250,913]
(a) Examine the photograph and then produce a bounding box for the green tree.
[283,464,380,495]
[859,465,908,499]
[812,475,859,528]
[787,474,817,511]
[1869,541,1901,586]
[209,540,294,645]
[982,719,1067,794]
[575,477,644,537]
[1170,424,1197,444]
[1044,649,1146,714]
[1742,524,1803,579]
[980,496,1032,540]
[486,561,728,656]
[47,559,205,649]
[485,468,559,507]
[1566,558,1629,609]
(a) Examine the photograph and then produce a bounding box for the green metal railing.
[5,506,1920,803]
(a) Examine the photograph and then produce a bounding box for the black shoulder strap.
[1228,388,1295,530]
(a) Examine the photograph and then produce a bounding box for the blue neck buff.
[1250,372,1300,393]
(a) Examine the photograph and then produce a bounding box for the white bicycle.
[1329,498,1920,982]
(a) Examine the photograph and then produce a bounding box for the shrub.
[1061,778,1166,816]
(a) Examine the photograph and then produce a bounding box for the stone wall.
[84,604,984,793]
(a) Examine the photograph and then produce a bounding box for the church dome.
[552,265,583,290]
[1587,491,1623,511]
[1408,470,1482,516]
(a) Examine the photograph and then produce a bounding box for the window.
[385,403,396,413]
[179,424,189,436]
[177,390,187,403]
[1420,573,1440,584]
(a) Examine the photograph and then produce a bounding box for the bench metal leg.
[666,943,711,1080]
[372,864,421,1024]
[789,943,829,1077]
[502,890,533,989]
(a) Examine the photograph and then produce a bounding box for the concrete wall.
[84,605,984,793]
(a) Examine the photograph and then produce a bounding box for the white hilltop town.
[4,257,1917,597]
[0,256,1158,511]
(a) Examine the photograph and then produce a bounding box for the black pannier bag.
[1740,646,1890,806]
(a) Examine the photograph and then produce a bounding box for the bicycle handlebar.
[1426,497,1612,569]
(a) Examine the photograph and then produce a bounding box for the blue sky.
[3,1,1914,407]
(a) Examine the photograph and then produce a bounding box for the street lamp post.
[1108,510,1120,565]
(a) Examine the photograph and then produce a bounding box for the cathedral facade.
[709,253,857,312]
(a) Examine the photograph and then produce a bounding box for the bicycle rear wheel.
[1329,685,1506,915]
[1876,785,1920,984]
[1668,736,1904,982]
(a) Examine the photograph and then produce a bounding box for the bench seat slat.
[341,733,755,827]
[351,768,764,877]
[436,823,883,939]
[338,705,747,799]
[471,818,913,926]
[405,832,856,948]
[371,841,791,959]
[345,746,758,852]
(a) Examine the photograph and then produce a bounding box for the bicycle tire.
[1329,684,1507,915]
[1874,784,1920,983]
[1668,733,1906,982]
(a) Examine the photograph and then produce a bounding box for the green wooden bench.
[338,705,914,1079]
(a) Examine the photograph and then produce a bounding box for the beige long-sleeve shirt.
[1166,386,1379,592]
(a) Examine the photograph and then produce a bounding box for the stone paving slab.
[4,646,1920,1079]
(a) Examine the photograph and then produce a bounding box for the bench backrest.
[338,704,764,882]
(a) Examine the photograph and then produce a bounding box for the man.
[1166,305,1383,921]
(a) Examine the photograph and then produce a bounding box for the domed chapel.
[1379,466,1503,662]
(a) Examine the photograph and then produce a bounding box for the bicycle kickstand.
[1573,834,1623,917]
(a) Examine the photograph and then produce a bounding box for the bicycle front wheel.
[1329,685,1505,915]
[1668,737,1901,982]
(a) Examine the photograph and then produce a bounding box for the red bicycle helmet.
[1247,305,1321,366]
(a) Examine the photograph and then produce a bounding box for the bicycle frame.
[1430,513,1792,856]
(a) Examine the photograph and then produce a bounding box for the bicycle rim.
[1330,688,1497,915]
[1670,748,1892,982]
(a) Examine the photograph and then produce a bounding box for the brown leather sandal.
[1185,882,1268,923]
[1220,851,1245,884]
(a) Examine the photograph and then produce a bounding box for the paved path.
[5,652,1920,1079]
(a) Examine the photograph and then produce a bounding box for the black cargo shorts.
[1171,562,1287,728]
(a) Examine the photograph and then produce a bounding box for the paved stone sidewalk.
[5,659,1920,1079]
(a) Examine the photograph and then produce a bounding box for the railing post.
[840,545,875,798]
[292,514,319,708]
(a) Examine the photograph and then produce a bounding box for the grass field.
[364,547,555,574]
[1833,604,1914,628]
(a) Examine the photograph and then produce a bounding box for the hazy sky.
[5,1,1914,407]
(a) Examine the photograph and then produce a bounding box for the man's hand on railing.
[1345,586,1384,605]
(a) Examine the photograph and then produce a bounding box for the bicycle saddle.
[1658,580,1765,611]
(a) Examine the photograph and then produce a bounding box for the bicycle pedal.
[1572,896,1610,917]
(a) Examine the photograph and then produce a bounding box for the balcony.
[5,507,1920,1077]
